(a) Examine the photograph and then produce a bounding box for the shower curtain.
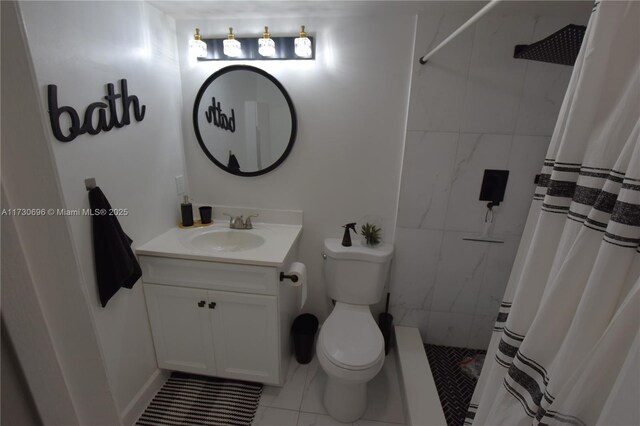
[467,1,640,425]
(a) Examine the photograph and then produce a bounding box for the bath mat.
[137,372,262,426]
[424,345,486,426]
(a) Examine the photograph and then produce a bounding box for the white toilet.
[317,238,394,422]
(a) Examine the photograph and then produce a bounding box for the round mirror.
[193,65,297,176]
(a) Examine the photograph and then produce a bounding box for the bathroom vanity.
[136,219,302,386]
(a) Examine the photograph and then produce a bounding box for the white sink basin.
[187,230,265,252]
[137,220,302,266]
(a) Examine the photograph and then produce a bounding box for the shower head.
[514,24,586,66]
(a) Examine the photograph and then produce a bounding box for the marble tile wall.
[391,11,588,349]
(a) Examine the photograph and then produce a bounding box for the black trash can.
[291,313,319,364]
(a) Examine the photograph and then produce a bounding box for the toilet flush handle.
[321,251,327,260]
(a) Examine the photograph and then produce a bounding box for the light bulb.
[294,25,312,58]
[189,28,207,58]
[258,26,275,57]
[223,27,242,58]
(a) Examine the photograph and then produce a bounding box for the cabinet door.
[144,284,216,375]
[209,291,279,384]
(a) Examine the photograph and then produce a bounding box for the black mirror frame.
[193,65,297,177]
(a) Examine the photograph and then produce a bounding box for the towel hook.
[85,177,97,191]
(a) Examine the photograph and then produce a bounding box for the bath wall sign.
[47,79,146,143]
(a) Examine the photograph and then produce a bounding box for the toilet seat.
[318,302,384,371]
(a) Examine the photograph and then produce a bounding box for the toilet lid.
[319,305,384,370]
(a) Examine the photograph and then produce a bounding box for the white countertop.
[136,222,302,267]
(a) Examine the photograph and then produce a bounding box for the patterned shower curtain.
[467,1,640,425]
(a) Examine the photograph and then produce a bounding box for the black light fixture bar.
[198,36,315,61]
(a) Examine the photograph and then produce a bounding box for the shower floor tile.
[424,344,486,426]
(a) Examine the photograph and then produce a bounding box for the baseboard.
[395,326,446,426]
[120,369,168,426]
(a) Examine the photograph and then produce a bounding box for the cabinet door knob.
[208,302,217,309]
[197,300,206,307]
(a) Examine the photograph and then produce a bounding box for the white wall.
[18,1,186,416]
[177,16,417,319]
[2,2,121,423]
[1,322,41,426]
[391,5,592,348]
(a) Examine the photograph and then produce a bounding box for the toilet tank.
[323,238,394,305]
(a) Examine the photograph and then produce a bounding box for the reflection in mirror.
[193,65,297,176]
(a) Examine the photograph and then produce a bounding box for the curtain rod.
[419,0,503,64]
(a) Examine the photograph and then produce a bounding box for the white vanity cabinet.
[139,253,298,386]
[209,290,278,382]
[143,284,217,375]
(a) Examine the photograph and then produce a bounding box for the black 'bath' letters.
[48,79,146,142]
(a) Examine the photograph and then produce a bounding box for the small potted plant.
[361,222,382,247]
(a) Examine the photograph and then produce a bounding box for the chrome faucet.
[222,213,259,229]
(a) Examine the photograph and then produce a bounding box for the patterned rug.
[137,372,262,426]
[424,345,486,426]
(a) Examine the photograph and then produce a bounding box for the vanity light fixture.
[223,27,242,58]
[189,28,208,58]
[294,25,312,58]
[194,28,314,61]
[258,26,276,57]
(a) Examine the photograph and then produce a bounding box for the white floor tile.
[253,406,299,426]
[260,358,310,411]
[300,351,406,425]
[300,357,328,415]
[298,412,353,426]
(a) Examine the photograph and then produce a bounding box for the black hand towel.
[88,187,141,307]
[228,152,241,172]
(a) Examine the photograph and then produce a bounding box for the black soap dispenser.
[181,195,194,227]
[341,223,357,247]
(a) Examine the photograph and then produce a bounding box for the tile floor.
[424,345,485,426]
[252,349,406,426]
